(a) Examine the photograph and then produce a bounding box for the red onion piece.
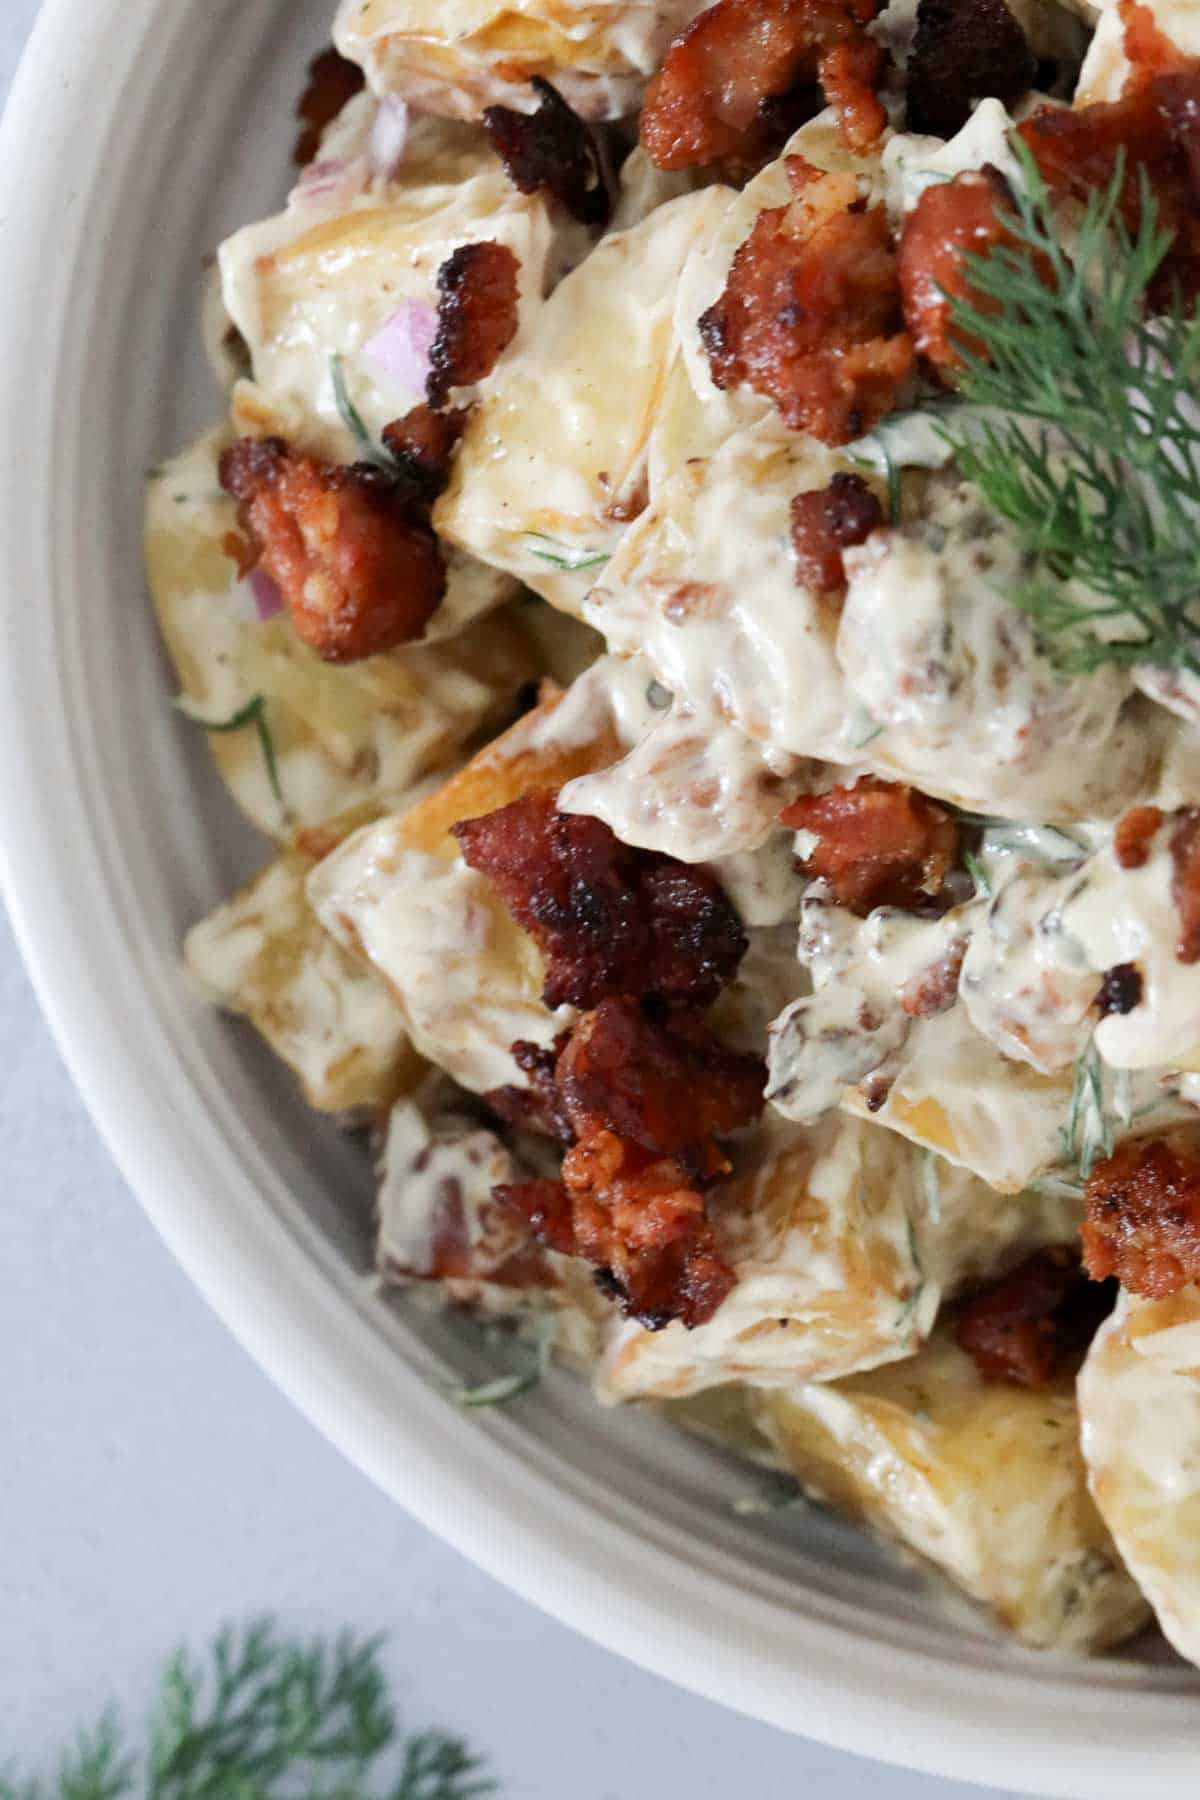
[248,568,285,621]
[294,155,367,209]
[363,299,438,393]
[368,96,410,182]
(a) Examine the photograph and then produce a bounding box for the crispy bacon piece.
[426,242,521,409]
[1114,804,1164,868]
[790,471,883,596]
[905,0,1034,139]
[483,77,611,227]
[639,0,885,170]
[381,404,469,502]
[1020,65,1200,304]
[782,776,960,913]
[898,167,1025,377]
[558,999,766,1155]
[500,1155,736,1330]
[495,1000,762,1329]
[452,790,749,1011]
[956,1247,1115,1386]
[1170,808,1200,963]
[293,48,365,165]
[1083,1134,1200,1297]
[699,161,913,443]
[218,437,445,662]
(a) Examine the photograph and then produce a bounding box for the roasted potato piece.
[1079,1286,1200,1667]
[308,659,627,1090]
[437,186,734,615]
[596,1115,936,1401]
[760,1328,1151,1652]
[186,812,420,1113]
[598,1108,1085,1403]
[334,0,705,121]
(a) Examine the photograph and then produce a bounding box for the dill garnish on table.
[0,1622,495,1800]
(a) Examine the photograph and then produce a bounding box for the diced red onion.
[368,97,410,182]
[293,155,368,210]
[364,300,438,393]
[248,568,285,621]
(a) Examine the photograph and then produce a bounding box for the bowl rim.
[2,3,1198,1793]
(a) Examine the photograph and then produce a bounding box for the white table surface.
[0,4,1027,1792]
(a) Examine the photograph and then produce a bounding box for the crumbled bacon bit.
[452,790,749,1011]
[956,1247,1115,1386]
[814,35,889,152]
[1120,0,1193,87]
[1020,65,1200,304]
[494,999,761,1329]
[486,1037,575,1145]
[293,48,365,166]
[483,77,611,227]
[1096,962,1145,1017]
[218,437,445,661]
[380,404,469,502]
[1114,804,1164,869]
[699,161,913,443]
[905,0,1034,139]
[1083,1133,1200,1297]
[1170,808,1200,963]
[418,1187,553,1289]
[898,167,1025,377]
[901,936,967,1017]
[781,776,960,913]
[426,242,521,409]
[790,472,884,596]
[639,0,886,170]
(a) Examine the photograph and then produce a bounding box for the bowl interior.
[2,2,1198,1793]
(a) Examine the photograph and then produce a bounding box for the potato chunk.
[186,817,419,1113]
[1079,1286,1200,1668]
[760,1329,1150,1651]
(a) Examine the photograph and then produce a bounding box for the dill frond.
[940,139,1200,675]
[5,1625,495,1800]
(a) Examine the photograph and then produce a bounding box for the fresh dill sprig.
[524,534,610,573]
[941,139,1200,675]
[1061,1037,1127,1179]
[175,694,285,811]
[330,354,401,474]
[962,848,991,897]
[1,1623,495,1800]
[446,1317,554,1410]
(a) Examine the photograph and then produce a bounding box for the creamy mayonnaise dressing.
[962,817,1200,1072]
[840,481,1161,821]
[767,887,976,1125]
[378,1079,610,1362]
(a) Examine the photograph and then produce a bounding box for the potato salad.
[149,0,1200,1663]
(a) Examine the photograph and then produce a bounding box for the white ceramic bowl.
[1,3,1197,1791]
